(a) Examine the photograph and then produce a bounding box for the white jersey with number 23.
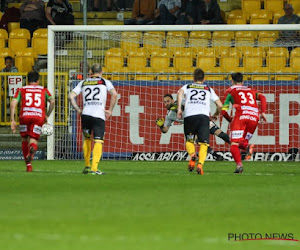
[181,83,219,118]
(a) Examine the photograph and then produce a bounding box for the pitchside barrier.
[0,72,68,126]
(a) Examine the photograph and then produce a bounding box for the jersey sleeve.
[222,93,234,111]
[105,79,115,92]
[45,88,53,100]
[13,88,21,102]
[164,110,175,128]
[209,87,220,102]
[71,81,83,95]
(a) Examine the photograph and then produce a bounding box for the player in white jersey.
[177,68,222,175]
[68,63,118,175]
[156,93,230,160]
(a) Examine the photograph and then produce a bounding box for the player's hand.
[177,110,182,119]
[105,110,112,120]
[156,118,164,127]
[11,121,17,134]
[210,114,218,121]
[260,113,267,123]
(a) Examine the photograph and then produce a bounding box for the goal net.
[47,25,300,162]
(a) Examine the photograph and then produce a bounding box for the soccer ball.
[41,123,53,136]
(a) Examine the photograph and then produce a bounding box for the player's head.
[231,72,243,85]
[4,56,14,68]
[193,68,205,82]
[284,3,294,16]
[163,93,174,110]
[27,71,40,84]
[91,63,102,75]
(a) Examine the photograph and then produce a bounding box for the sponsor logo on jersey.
[23,111,43,117]
[187,84,210,91]
[83,78,106,86]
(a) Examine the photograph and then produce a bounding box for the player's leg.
[184,117,196,171]
[90,117,105,175]
[19,119,30,169]
[196,115,210,175]
[243,120,259,161]
[230,118,245,173]
[209,121,229,160]
[210,121,230,144]
[25,120,42,172]
[81,115,92,173]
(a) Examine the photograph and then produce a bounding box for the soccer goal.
[47,24,300,162]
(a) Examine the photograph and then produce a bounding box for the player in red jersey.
[222,73,267,173]
[10,71,55,172]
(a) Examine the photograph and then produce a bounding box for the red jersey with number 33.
[223,85,260,117]
[13,85,52,120]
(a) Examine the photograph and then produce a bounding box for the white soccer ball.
[42,123,53,136]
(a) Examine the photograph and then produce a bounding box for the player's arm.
[10,98,18,133]
[105,88,118,120]
[68,91,82,114]
[221,93,233,122]
[177,89,184,119]
[46,97,55,122]
[256,92,267,123]
[212,99,222,119]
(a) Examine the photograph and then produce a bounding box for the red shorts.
[230,115,259,143]
[19,117,44,140]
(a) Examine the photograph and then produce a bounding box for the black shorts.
[184,115,210,144]
[209,121,220,135]
[81,115,105,140]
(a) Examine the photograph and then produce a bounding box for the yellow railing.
[0,72,69,126]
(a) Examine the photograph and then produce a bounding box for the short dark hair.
[27,71,40,83]
[163,93,173,99]
[5,56,13,61]
[193,68,205,82]
[231,72,243,83]
[91,63,102,74]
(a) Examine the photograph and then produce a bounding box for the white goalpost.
[47,24,300,161]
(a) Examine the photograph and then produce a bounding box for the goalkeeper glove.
[156,118,164,128]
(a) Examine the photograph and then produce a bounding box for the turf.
[0,160,299,250]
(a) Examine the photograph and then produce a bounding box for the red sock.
[231,144,242,166]
[22,141,29,162]
[29,143,38,158]
[238,139,248,150]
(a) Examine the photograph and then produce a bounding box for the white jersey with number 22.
[71,76,114,120]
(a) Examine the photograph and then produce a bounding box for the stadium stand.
[127,48,150,72]
[8,29,31,53]
[150,48,173,72]
[264,0,284,14]
[266,47,289,72]
[121,32,142,50]
[0,48,14,70]
[194,48,218,72]
[188,31,211,47]
[287,0,300,13]
[104,47,126,72]
[227,9,247,24]
[249,9,273,24]
[32,28,48,55]
[173,48,194,72]
[0,29,8,48]
[15,48,38,72]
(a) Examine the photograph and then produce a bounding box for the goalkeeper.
[156,93,230,161]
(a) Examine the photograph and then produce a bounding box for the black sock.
[218,132,230,144]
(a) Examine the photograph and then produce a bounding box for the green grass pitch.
[0,160,299,250]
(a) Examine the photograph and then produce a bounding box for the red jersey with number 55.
[13,85,52,121]
[223,85,261,118]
